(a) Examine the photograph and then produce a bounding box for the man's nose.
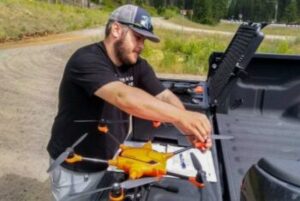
[138,39,145,50]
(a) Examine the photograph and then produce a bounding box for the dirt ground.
[0,19,208,201]
[0,36,93,201]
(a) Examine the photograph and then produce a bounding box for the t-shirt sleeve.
[136,59,165,96]
[69,52,119,96]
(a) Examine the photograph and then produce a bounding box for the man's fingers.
[199,115,212,135]
[205,138,212,149]
[195,115,212,140]
[195,123,208,141]
[190,126,205,142]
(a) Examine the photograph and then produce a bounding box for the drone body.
[108,141,173,179]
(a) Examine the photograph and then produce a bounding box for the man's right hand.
[173,111,212,149]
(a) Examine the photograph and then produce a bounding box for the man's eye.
[134,33,144,41]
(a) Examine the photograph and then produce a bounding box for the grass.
[1,1,299,75]
[142,28,300,75]
[169,15,300,37]
[142,29,228,75]
[0,0,109,42]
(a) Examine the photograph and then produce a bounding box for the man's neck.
[103,39,122,67]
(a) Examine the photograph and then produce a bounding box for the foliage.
[186,0,228,25]
[0,0,108,42]
[228,0,300,23]
[1,0,300,75]
[142,29,229,75]
[159,7,178,19]
[142,28,300,75]
[283,0,298,23]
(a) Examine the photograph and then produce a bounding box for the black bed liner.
[217,113,300,201]
[214,53,300,201]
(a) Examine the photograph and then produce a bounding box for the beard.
[114,37,137,66]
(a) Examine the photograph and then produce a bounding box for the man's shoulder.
[74,42,103,58]
[69,42,109,64]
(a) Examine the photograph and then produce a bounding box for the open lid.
[207,22,266,108]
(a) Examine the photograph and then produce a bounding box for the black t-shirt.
[47,42,165,172]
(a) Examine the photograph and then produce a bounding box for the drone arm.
[65,154,108,164]
[65,154,83,163]
[166,171,204,188]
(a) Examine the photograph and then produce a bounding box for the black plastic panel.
[224,54,300,118]
[141,178,202,201]
[160,79,209,110]
[132,119,191,146]
[208,23,264,106]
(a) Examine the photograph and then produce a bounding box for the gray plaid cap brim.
[130,27,160,43]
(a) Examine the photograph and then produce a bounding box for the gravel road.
[0,38,92,201]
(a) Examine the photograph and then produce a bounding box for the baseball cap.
[109,4,160,43]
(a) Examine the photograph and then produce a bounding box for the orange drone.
[47,119,232,200]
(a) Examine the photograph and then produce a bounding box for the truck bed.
[217,113,300,201]
[215,53,300,201]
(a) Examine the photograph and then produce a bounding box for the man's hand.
[173,111,212,149]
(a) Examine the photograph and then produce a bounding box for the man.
[47,4,212,201]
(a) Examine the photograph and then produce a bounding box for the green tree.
[212,0,228,20]
[277,0,290,22]
[184,0,194,9]
[283,0,298,23]
[193,0,214,24]
[296,0,300,19]
[228,0,279,22]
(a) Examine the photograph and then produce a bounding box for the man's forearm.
[96,82,183,123]
[156,89,185,110]
[95,81,211,143]
[114,87,184,123]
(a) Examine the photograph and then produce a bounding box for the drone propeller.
[74,119,129,124]
[68,177,160,200]
[47,133,88,173]
[74,119,126,146]
[190,152,217,201]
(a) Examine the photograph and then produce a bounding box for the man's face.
[114,25,145,65]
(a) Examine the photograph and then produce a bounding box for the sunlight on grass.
[142,28,300,75]
[0,0,108,42]
[169,15,300,37]
[142,29,229,75]
[1,1,299,75]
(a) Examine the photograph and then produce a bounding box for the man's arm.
[156,89,185,110]
[94,81,211,143]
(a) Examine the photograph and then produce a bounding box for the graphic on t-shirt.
[119,76,134,86]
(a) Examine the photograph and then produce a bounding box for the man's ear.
[111,23,123,39]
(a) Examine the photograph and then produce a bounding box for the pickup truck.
[94,22,300,201]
